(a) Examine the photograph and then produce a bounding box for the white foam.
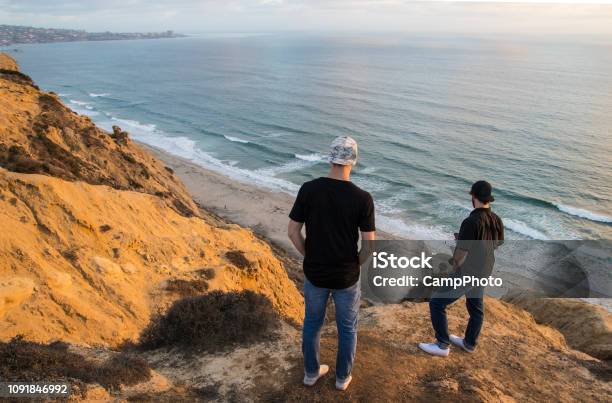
[57,93,70,97]
[262,131,287,138]
[375,194,451,239]
[295,153,324,162]
[157,135,300,193]
[68,100,99,117]
[359,166,378,174]
[86,110,566,243]
[504,218,550,240]
[98,118,301,194]
[256,153,324,176]
[224,135,249,144]
[376,214,452,240]
[555,203,612,224]
[352,176,389,192]
[69,99,91,106]
[89,92,110,98]
[375,189,416,214]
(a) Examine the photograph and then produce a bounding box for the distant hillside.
[0,24,184,46]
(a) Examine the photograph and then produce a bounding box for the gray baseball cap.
[329,136,358,166]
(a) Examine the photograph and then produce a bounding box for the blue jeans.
[302,278,361,381]
[429,278,484,351]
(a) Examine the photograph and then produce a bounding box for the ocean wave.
[481,189,610,226]
[256,153,325,176]
[223,135,250,144]
[504,219,550,240]
[262,131,289,138]
[94,111,300,193]
[69,99,91,106]
[358,166,378,175]
[377,214,452,240]
[68,100,99,117]
[89,92,110,98]
[352,176,389,193]
[554,204,612,224]
[295,153,324,162]
[139,133,300,193]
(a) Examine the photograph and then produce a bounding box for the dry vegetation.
[139,291,280,352]
[0,336,151,394]
[165,279,210,297]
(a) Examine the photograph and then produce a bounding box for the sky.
[1,1,612,35]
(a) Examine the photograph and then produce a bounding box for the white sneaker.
[303,364,329,386]
[418,342,450,357]
[449,334,474,353]
[336,375,353,391]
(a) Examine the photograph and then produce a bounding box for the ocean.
[7,33,612,240]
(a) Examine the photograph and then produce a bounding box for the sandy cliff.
[0,54,303,346]
[0,53,610,401]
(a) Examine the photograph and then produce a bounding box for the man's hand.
[287,219,306,257]
[359,231,376,265]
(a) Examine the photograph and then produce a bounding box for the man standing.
[288,136,375,391]
[419,180,504,357]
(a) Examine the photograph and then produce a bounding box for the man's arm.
[452,218,474,271]
[359,231,376,265]
[287,219,306,257]
[451,247,468,271]
[496,218,505,248]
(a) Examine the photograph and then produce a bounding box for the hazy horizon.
[2,1,612,36]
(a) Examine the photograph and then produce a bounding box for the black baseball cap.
[470,180,495,203]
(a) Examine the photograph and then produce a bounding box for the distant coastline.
[0,24,185,46]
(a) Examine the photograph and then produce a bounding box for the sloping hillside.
[0,53,197,217]
[0,54,303,346]
[0,168,303,345]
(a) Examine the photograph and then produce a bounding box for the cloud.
[1,0,612,34]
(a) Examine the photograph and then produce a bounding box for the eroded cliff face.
[0,54,197,218]
[0,54,303,346]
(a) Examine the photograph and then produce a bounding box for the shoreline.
[141,142,304,256]
[140,142,396,257]
[141,142,612,312]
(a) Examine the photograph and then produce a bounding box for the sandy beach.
[142,143,303,254]
[142,143,394,257]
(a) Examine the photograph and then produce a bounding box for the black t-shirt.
[289,177,375,289]
[456,207,504,277]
